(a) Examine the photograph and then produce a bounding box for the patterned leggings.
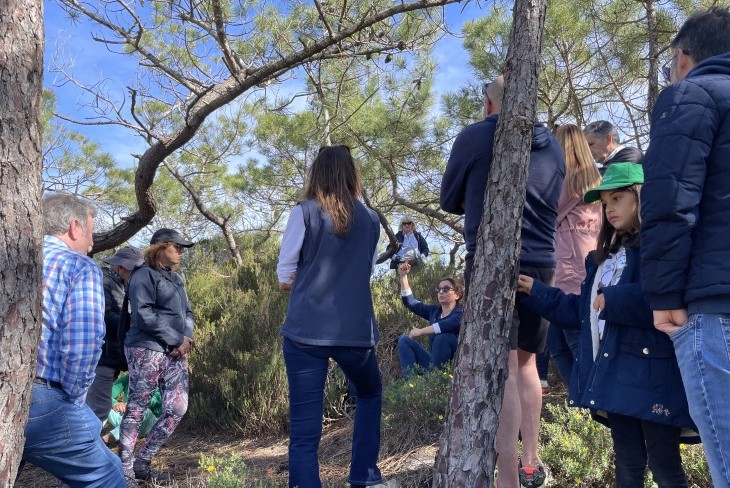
[119,347,189,470]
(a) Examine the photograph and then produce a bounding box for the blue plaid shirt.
[38,235,105,406]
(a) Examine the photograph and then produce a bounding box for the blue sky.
[43,0,488,250]
[43,0,486,167]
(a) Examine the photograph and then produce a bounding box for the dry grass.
[16,370,571,488]
[15,417,436,488]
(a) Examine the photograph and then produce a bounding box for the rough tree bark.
[432,0,548,485]
[0,0,44,485]
[644,0,659,115]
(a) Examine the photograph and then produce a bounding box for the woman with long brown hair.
[539,124,603,387]
[277,145,383,488]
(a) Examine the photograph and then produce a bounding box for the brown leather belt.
[33,377,63,389]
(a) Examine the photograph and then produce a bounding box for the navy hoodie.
[440,115,565,267]
[641,52,730,313]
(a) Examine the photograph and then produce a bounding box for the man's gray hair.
[43,193,97,236]
[584,120,620,144]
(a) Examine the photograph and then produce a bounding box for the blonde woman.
[542,124,603,385]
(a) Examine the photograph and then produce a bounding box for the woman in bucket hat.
[86,246,144,422]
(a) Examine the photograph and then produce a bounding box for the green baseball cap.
[583,162,644,203]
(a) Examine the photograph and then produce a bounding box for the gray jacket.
[126,265,194,354]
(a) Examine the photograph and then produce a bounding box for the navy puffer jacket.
[522,247,696,433]
[641,52,730,313]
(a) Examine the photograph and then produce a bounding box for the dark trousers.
[545,322,580,384]
[607,412,688,488]
[283,338,383,488]
[86,365,119,422]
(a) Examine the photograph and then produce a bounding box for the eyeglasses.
[436,286,454,294]
[318,144,351,154]
[173,243,186,254]
[402,221,413,225]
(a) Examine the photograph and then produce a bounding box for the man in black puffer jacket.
[641,7,730,486]
[86,246,144,422]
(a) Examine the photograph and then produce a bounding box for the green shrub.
[539,403,614,487]
[200,453,286,488]
[185,236,291,435]
[681,443,712,488]
[539,403,711,488]
[382,366,453,451]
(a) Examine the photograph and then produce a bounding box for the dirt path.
[16,386,570,487]
[15,416,436,487]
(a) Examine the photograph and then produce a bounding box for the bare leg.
[496,350,520,488]
[517,349,542,468]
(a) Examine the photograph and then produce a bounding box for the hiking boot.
[519,459,549,488]
[133,459,171,483]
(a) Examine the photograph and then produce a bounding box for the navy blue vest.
[280,199,380,347]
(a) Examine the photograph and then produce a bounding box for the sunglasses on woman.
[436,286,454,294]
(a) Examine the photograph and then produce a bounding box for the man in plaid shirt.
[22,193,131,487]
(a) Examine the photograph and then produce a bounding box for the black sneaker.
[133,459,171,483]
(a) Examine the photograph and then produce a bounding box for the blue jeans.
[607,412,687,488]
[670,313,730,486]
[546,322,580,384]
[283,338,382,488]
[397,333,458,377]
[22,383,126,488]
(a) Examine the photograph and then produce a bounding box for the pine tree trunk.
[432,0,547,485]
[645,0,659,116]
[0,0,44,484]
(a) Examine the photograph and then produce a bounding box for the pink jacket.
[554,185,602,294]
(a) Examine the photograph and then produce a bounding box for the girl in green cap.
[516,163,697,488]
